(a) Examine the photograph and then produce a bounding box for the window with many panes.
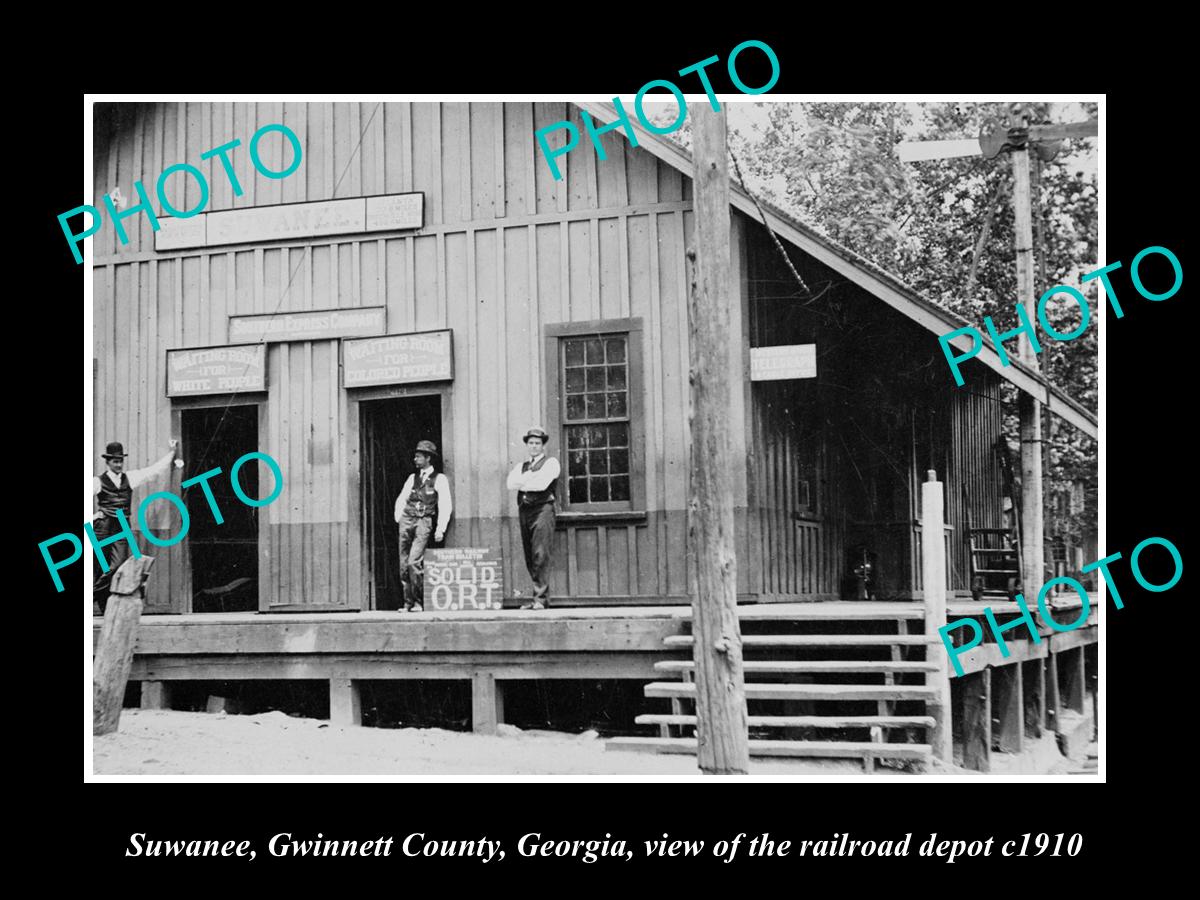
[563,334,630,505]
[545,318,644,514]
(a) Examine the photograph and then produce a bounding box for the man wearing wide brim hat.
[505,428,560,610]
[92,440,178,614]
[393,440,453,612]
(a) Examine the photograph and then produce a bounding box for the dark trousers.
[398,515,434,608]
[92,516,134,615]
[519,501,556,603]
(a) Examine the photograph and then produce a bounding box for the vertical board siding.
[93,102,713,609]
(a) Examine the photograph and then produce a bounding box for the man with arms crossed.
[506,427,560,610]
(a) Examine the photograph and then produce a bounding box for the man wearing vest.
[91,440,178,614]
[393,440,453,612]
[506,427,560,610]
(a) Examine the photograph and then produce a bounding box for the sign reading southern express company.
[166,344,266,396]
[228,307,387,343]
[342,330,454,388]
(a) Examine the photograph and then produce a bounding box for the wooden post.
[140,681,172,710]
[962,669,992,772]
[1045,652,1062,731]
[921,473,953,763]
[329,678,362,726]
[471,672,503,735]
[1086,643,1098,739]
[992,664,1023,754]
[1023,658,1045,739]
[687,104,748,775]
[92,556,156,736]
[1012,138,1045,597]
[1063,647,1086,714]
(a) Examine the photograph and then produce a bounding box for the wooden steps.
[644,681,937,702]
[610,610,942,772]
[663,634,935,648]
[607,737,932,763]
[723,605,924,621]
[636,714,935,729]
[654,659,938,675]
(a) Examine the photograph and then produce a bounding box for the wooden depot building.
[91,101,1099,771]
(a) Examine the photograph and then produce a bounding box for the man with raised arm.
[92,440,178,614]
[506,428,560,610]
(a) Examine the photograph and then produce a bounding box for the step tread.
[654,660,938,673]
[664,634,936,647]
[730,608,925,621]
[637,714,936,728]
[644,682,937,701]
[605,737,931,760]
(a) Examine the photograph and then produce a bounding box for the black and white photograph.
[73,95,1119,781]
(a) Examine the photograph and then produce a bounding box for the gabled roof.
[577,102,1097,440]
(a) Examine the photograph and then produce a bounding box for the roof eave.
[574,101,1098,441]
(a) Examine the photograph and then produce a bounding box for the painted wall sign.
[365,194,425,231]
[229,307,386,343]
[342,330,454,387]
[208,198,364,246]
[424,548,504,611]
[750,343,817,381]
[155,215,208,251]
[152,193,425,251]
[166,344,266,396]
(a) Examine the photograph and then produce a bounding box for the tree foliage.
[658,101,1099,548]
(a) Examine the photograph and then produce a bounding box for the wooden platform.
[92,599,1099,741]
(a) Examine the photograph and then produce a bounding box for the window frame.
[545,318,646,514]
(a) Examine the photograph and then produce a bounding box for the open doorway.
[359,395,443,610]
[180,405,260,613]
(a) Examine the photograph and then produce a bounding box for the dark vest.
[97,471,132,518]
[403,471,439,520]
[518,456,556,508]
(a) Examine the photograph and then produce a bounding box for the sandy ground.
[93,710,885,777]
[93,709,1087,777]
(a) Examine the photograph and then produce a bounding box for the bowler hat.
[102,441,127,460]
[523,427,550,443]
[415,440,438,456]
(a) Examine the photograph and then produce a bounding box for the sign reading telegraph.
[343,330,454,388]
[750,344,817,381]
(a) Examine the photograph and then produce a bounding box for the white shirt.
[506,453,561,492]
[92,449,176,517]
[394,467,453,534]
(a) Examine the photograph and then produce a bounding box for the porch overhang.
[576,102,1098,441]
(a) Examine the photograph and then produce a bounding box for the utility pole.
[1009,108,1044,598]
[687,104,749,775]
[897,104,1097,594]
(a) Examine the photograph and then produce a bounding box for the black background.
[24,26,1186,886]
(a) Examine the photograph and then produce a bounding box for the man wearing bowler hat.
[92,440,178,614]
[393,440,453,612]
[506,427,560,610]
